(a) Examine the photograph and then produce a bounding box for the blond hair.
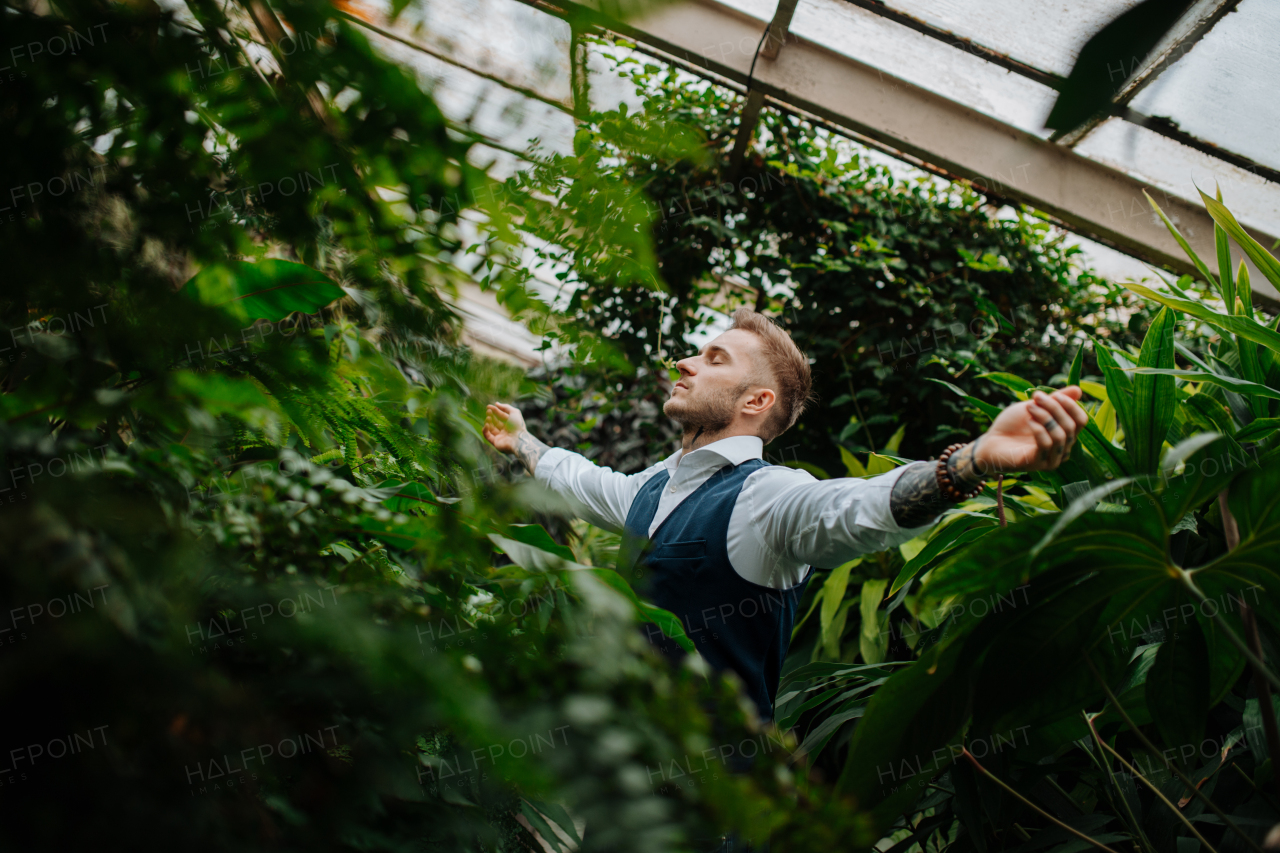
[727,308,814,443]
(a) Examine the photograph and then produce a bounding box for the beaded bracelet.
[935,443,983,502]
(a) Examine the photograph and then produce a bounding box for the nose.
[674,356,696,379]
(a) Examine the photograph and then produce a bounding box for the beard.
[663,380,749,435]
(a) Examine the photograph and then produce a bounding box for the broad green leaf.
[489,534,695,652]
[1145,614,1209,768]
[971,567,1135,738]
[184,259,347,322]
[1200,189,1280,293]
[1235,418,1280,444]
[1093,338,1137,446]
[525,800,582,848]
[1216,220,1236,312]
[1158,433,1247,523]
[1130,307,1177,472]
[820,559,859,658]
[506,523,575,561]
[866,453,899,476]
[1147,191,1218,289]
[884,424,906,454]
[1080,380,1108,401]
[859,578,889,665]
[1029,477,1136,559]
[374,480,461,511]
[1068,341,1085,387]
[1161,432,1223,477]
[1238,259,1255,320]
[1095,396,1118,442]
[1126,281,1280,356]
[520,800,571,852]
[1198,608,1247,708]
[170,370,275,416]
[840,445,867,478]
[837,639,970,809]
[1131,369,1280,400]
[1077,418,1133,477]
[928,378,1002,419]
[979,372,1034,399]
[890,517,998,596]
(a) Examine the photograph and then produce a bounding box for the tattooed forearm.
[513,430,551,477]
[948,439,985,487]
[889,461,948,528]
[889,441,986,528]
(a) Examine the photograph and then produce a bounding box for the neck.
[680,425,738,454]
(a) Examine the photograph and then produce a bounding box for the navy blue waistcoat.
[621,458,809,720]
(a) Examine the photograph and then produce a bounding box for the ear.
[742,387,776,418]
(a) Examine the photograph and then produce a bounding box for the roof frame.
[828,0,1276,184]
[552,0,1279,305]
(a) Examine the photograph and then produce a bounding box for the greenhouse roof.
[364,0,1280,302]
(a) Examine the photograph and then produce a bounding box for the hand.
[973,387,1088,474]
[483,403,527,453]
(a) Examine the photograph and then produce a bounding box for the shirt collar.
[663,435,765,475]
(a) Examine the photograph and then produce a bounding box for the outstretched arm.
[483,403,549,475]
[888,443,984,528]
[888,386,1089,528]
[483,402,648,533]
[752,387,1091,568]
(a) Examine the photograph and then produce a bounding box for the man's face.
[662,329,764,433]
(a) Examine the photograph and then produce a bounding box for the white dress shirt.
[534,435,938,588]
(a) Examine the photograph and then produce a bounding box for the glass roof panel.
[364,0,572,105]
[779,0,1061,134]
[1126,0,1280,172]
[873,0,1143,78]
[1075,116,1280,247]
[370,30,574,156]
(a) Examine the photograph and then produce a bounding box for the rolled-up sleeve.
[534,448,653,534]
[747,465,940,569]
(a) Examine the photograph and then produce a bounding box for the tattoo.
[889,461,948,528]
[948,439,985,487]
[889,441,986,528]
[514,430,550,477]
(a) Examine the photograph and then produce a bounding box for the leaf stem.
[1081,711,1155,853]
[1084,656,1265,853]
[959,748,1122,853]
[1176,570,1280,692]
[1082,715,1221,853]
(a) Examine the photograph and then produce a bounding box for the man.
[483,308,1087,722]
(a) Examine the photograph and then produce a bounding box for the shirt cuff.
[857,464,942,542]
[532,446,573,483]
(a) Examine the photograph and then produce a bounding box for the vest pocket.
[647,538,708,580]
[652,538,707,560]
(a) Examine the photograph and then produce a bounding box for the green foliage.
[0,2,883,850]
[7,1,1278,850]
[507,41,1148,481]
[786,191,1280,853]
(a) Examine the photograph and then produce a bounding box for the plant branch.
[1177,568,1280,692]
[960,749,1123,853]
[1082,714,1221,853]
[1084,656,1264,853]
[1221,488,1280,802]
[1082,710,1155,853]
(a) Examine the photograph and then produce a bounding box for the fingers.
[1055,389,1089,429]
[1028,418,1054,459]
[1032,390,1082,457]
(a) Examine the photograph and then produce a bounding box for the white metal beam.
[596,0,1280,304]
